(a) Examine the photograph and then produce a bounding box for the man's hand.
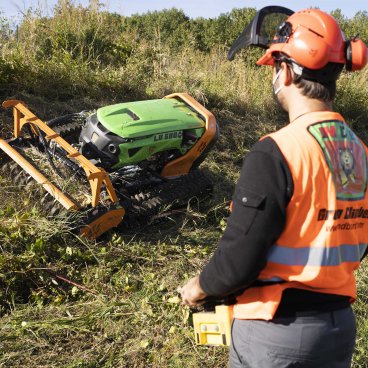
[179,276,207,307]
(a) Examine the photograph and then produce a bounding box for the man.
[179,8,368,368]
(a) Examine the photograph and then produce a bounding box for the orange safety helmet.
[257,9,368,73]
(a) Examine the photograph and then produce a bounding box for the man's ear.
[280,62,293,86]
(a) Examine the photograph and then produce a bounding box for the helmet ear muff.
[345,38,368,71]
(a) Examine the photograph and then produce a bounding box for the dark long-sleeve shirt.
[199,137,363,316]
[200,137,292,295]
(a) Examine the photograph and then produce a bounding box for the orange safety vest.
[233,111,368,320]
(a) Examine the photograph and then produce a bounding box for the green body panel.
[97,98,204,138]
[95,98,206,168]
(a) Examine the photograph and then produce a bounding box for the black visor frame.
[227,6,294,61]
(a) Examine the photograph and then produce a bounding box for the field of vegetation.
[0,1,367,367]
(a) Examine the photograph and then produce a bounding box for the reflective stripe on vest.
[266,243,367,267]
[233,111,368,321]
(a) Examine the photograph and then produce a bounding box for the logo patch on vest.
[308,121,367,201]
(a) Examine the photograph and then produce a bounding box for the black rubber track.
[123,169,213,227]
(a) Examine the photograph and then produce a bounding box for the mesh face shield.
[227,6,294,61]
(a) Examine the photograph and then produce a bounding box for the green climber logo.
[308,121,367,201]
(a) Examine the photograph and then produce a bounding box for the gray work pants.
[230,307,356,368]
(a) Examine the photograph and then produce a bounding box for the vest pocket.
[229,187,266,234]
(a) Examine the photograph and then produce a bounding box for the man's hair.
[292,75,337,102]
[275,56,339,102]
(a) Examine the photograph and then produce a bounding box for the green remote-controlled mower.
[0,93,218,238]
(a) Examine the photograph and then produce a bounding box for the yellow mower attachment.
[0,100,125,239]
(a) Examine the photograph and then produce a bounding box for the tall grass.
[0,2,367,367]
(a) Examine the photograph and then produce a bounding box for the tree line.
[2,3,366,67]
